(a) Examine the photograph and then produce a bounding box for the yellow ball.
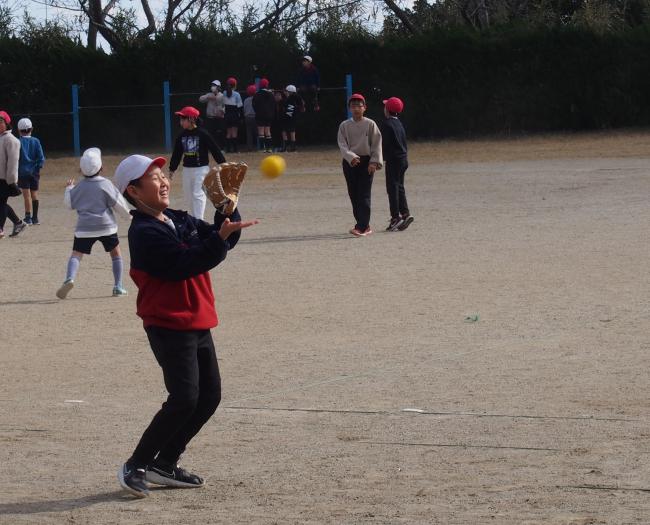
[260,155,286,179]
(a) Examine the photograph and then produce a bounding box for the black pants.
[343,156,374,231]
[130,326,221,468]
[204,117,225,149]
[299,86,319,111]
[0,180,19,230]
[385,157,409,218]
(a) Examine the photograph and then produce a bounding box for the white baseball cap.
[114,154,166,193]
[285,85,297,93]
[17,118,32,131]
[211,79,221,87]
[80,147,102,177]
[303,55,312,62]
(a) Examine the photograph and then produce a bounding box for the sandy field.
[2,130,650,524]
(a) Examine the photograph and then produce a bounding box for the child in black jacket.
[169,106,226,220]
[380,97,414,231]
[113,154,257,498]
[252,78,276,152]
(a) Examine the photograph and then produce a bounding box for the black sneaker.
[146,460,205,488]
[9,220,27,237]
[118,463,149,498]
[386,217,404,231]
[397,215,414,231]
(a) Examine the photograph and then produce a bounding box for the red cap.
[259,78,269,89]
[226,77,237,86]
[348,93,366,105]
[246,85,257,96]
[383,97,404,114]
[0,110,11,125]
[175,106,200,119]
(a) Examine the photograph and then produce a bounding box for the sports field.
[2,131,650,524]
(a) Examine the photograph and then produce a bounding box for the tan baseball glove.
[202,162,247,215]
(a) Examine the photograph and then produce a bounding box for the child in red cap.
[252,78,276,152]
[0,110,28,239]
[337,93,383,237]
[243,85,257,151]
[169,106,225,220]
[380,97,413,231]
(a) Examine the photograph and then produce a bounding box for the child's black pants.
[0,180,19,230]
[343,156,374,231]
[130,326,221,468]
[385,157,409,218]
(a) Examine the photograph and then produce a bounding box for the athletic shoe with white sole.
[146,460,205,488]
[9,220,27,237]
[397,215,414,231]
[56,279,74,299]
[112,286,128,297]
[349,227,373,237]
[118,463,149,498]
[386,217,404,231]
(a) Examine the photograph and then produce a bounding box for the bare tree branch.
[382,0,419,34]
[246,0,298,32]
[136,0,156,39]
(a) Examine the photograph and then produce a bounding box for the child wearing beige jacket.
[337,93,383,237]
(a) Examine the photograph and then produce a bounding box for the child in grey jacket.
[0,110,27,238]
[56,147,131,299]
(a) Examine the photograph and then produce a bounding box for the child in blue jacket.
[17,118,45,225]
[114,154,257,498]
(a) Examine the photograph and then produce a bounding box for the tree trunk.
[87,21,97,49]
[383,0,419,34]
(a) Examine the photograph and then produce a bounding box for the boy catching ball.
[114,154,256,498]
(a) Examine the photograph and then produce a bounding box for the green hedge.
[1,26,649,152]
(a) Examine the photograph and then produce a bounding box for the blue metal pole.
[71,84,80,157]
[345,73,353,119]
[163,81,172,152]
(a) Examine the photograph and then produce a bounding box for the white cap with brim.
[80,147,102,177]
[17,118,33,131]
[211,79,221,87]
[114,154,166,193]
[303,55,312,62]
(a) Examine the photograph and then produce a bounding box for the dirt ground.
[2,130,650,524]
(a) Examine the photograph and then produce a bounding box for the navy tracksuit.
[380,117,409,219]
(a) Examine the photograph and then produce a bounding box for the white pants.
[182,165,210,220]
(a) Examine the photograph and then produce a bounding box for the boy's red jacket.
[128,208,240,330]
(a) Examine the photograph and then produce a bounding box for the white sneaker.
[56,280,74,299]
[112,286,128,297]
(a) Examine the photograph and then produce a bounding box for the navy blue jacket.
[128,207,241,330]
[380,117,408,162]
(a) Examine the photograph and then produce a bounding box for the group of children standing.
[337,93,414,236]
[199,77,305,153]
[0,112,45,239]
